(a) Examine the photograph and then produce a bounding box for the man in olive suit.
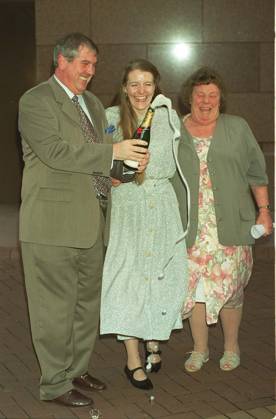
[18,33,148,407]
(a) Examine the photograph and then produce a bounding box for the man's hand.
[113,139,148,161]
[137,150,150,173]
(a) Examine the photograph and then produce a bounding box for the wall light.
[172,43,191,61]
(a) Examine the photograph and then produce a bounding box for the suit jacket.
[172,114,268,247]
[18,76,113,248]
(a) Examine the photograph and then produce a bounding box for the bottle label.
[124,159,139,170]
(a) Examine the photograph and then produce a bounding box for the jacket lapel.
[48,77,104,140]
[180,122,197,155]
[48,76,80,126]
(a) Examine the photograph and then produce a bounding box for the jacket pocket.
[38,187,72,202]
[48,171,72,185]
[239,193,255,221]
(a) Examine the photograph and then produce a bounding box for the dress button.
[144,251,152,257]
[162,310,167,315]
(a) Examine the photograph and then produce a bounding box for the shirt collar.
[54,75,83,102]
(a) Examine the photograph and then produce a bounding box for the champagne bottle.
[124,107,154,171]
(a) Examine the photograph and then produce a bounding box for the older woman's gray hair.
[180,66,227,114]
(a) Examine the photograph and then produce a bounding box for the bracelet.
[258,205,270,210]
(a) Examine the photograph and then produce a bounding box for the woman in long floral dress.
[172,67,273,372]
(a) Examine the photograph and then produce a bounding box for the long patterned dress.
[182,136,253,325]
[100,106,188,340]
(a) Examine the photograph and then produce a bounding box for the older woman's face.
[191,83,220,124]
[124,69,155,116]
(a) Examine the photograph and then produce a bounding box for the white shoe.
[184,351,209,372]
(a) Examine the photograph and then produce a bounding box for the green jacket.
[172,114,268,247]
[18,76,113,248]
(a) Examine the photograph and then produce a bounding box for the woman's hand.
[111,178,121,187]
[137,150,150,173]
[255,208,273,235]
[251,185,273,235]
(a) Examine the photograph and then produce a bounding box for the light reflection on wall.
[172,43,192,61]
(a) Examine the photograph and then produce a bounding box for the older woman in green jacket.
[173,67,273,372]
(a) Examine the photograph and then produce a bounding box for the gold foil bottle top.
[141,108,154,128]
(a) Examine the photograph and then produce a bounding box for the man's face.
[57,45,97,94]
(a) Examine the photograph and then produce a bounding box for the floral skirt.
[182,244,253,324]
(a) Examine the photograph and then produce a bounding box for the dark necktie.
[72,95,111,199]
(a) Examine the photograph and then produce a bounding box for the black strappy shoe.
[144,342,162,373]
[124,366,153,390]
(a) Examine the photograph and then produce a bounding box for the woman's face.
[190,83,220,124]
[124,69,155,116]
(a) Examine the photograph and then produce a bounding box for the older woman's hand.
[255,208,273,235]
[251,185,273,235]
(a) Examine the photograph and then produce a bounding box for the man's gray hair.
[53,32,99,68]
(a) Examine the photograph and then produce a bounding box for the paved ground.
[0,244,275,419]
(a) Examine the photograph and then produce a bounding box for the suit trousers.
[21,218,104,400]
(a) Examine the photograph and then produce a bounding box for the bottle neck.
[140,107,154,128]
